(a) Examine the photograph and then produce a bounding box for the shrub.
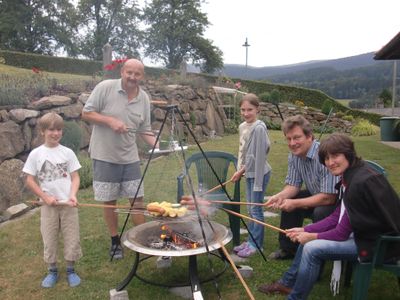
[61,121,82,153]
[259,92,270,103]
[260,116,281,130]
[294,100,305,107]
[224,119,239,134]
[342,115,355,122]
[351,119,378,136]
[314,125,335,135]
[335,111,345,118]
[78,152,93,189]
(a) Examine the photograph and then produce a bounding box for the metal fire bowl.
[122,220,232,257]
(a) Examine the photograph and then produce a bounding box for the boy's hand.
[67,196,78,207]
[43,194,58,206]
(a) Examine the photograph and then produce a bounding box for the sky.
[201,0,400,67]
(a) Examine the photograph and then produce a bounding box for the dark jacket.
[343,160,400,262]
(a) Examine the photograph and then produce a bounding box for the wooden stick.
[151,100,168,105]
[222,208,287,234]
[210,200,266,206]
[27,200,134,209]
[219,242,255,300]
[199,179,232,196]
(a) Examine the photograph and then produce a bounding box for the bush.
[260,117,281,130]
[224,119,239,134]
[61,121,82,153]
[351,119,378,136]
[335,111,345,118]
[78,152,93,189]
[259,92,270,103]
[342,115,355,122]
[294,100,305,107]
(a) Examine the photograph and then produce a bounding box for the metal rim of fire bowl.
[122,220,232,257]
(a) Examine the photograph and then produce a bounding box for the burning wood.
[149,225,203,250]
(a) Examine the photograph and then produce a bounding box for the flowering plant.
[104,58,128,71]
[103,58,128,78]
[32,66,41,74]
[234,81,242,90]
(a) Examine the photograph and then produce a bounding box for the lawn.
[0,131,399,300]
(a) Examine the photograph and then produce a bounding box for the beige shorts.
[40,205,82,264]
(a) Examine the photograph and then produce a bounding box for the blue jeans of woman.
[246,172,270,249]
[279,238,357,300]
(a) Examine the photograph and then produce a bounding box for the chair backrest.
[184,151,238,199]
[365,160,387,177]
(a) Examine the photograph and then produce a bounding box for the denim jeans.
[279,238,358,300]
[246,172,271,249]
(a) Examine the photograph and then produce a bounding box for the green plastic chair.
[351,235,400,300]
[177,151,241,246]
[364,159,387,177]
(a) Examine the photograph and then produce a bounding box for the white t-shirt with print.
[23,144,81,202]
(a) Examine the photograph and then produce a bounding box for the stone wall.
[0,82,353,214]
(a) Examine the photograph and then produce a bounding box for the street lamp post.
[242,37,250,78]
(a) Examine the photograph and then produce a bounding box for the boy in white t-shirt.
[23,112,82,288]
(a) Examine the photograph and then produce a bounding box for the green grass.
[1,131,399,300]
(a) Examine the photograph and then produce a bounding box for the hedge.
[0,50,102,76]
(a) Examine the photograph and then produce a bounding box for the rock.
[169,286,193,299]
[29,95,72,110]
[156,256,172,268]
[109,289,129,300]
[0,121,25,162]
[0,110,9,122]
[2,203,29,221]
[46,102,83,119]
[78,93,90,105]
[193,111,207,125]
[8,109,40,123]
[0,159,30,213]
[237,265,253,278]
[78,120,91,149]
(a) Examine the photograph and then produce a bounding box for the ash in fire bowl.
[123,220,232,257]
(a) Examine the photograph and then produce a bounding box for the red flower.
[104,64,116,71]
[32,67,41,74]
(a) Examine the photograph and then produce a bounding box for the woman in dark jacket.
[319,134,400,262]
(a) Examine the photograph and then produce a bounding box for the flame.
[159,224,199,249]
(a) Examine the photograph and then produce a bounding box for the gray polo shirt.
[83,79,151,164]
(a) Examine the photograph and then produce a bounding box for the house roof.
[374,32,400,60]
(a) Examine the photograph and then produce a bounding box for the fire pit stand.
[116,220,232,299]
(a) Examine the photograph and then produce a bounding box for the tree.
[379,89,392,107]
[76,0,142,60]
[142,0,223,73]
[0,0,78,55]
